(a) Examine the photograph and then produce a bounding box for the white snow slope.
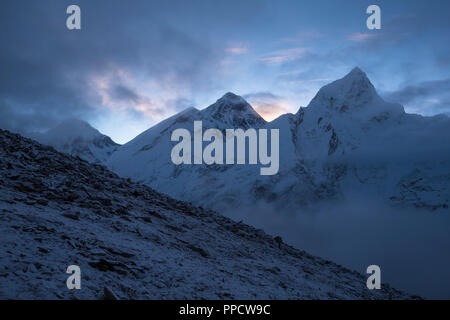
[0,129,416,299]
[31,119,120,164]
[108,68,450,212]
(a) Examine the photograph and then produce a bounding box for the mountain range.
[94,67,448,212]
[29,68,450,213]
[4,67,449,299]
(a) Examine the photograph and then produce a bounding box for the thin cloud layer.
[384,79,450,115]
[348,32,378,41]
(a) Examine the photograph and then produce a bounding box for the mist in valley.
[224,199,450,299]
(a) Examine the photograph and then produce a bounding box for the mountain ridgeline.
[108,68,450,212]
[34,68,450,212]
[1,67,446,299]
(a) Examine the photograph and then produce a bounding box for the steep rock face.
[30,119,119,164]
[107,69,450,212]
[0,129,416,299]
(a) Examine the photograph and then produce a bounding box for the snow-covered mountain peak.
[347,66,367,78]
[220,91,246,102]
[308,67,380,113]
[107,67,449,216]
[335,66,374,93]
[31,119,119,164]
[42,119,104,142]
[305,67,405,124]
[201,92,266,128]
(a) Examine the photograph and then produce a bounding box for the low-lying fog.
[225,198,450,299]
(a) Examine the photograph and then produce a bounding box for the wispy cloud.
[276,70,332,84]
[348,32,378,42]
[308,78,333,82]
[89,67,195,121]
[260,48,307,65]
[226,43,249,54]
[282,30,323,43]
[243,91,292,121]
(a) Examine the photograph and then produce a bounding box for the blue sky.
[1,0,450,143]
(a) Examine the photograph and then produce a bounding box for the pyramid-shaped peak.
[218,92,247,103]
[340,67,373,86]
[332,66,375,94]
[208,92,262,113]
[207,92,254,112]
[306,67,381,113]
[347,67,366,77]
[223,91,239,98]
[202,92,266,128]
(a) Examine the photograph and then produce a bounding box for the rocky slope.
[0,128,415,299]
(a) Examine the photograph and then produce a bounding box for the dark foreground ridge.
[0,129,417,299]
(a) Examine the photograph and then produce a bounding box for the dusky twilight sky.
[1,0,450,143]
